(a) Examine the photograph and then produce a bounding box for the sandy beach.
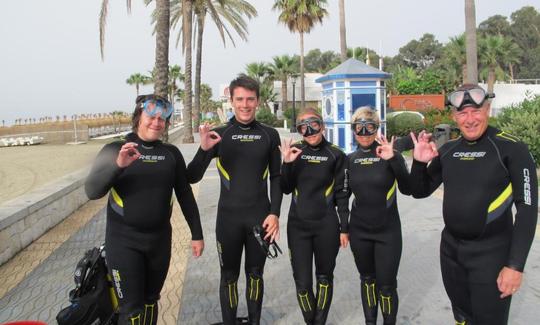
[0,141,108,205]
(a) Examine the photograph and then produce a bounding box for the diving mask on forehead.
[447,87,495,111]
[296,117,323,137]
[137,95,173,120]
[352,119,379,136]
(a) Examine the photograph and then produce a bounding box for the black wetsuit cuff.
[506,264,524,273]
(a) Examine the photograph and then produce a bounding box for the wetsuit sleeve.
[334,151,350,233]
[268,130,283,216]
[505,143,538,271]
[280,162,296,195]
[85,143,124,200]
[173,147,204,240]
[186,145,218,184]
[388,152,412,195]
[409,157,443,199]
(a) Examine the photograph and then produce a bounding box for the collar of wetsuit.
[126,132,161,147]
[232,117,257,129]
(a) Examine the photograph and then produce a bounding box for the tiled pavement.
[1,129,539,324]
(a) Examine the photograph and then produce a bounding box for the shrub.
[386,112,424,138]
[423,108,456,132]
[496,94,540,165]
[256,107,277,126]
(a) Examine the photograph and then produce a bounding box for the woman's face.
[137,110,166,141]
[353,119,378,148]
[298,113,324,146]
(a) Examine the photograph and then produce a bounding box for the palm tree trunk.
[339,0,347,62]
[462,64,468,84]
[281,78,288,113]
[182,0,194,143]
[194,11,206,133]
[508,63,514,80]
[136,84,140,96]
[300,31,305,109]
[155,0,170,142]
[487,66,496,94]
[465,0,478,84]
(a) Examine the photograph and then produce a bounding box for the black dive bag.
[56,246,118,325]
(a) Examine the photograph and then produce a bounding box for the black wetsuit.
[410,126,538,325]
[85,132,203,325]
[346,143,411,325]
[187,117,282,325]
[281,138,348,325]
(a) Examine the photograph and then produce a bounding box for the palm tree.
[168,65,184,106]
[270,55,297,113]
[246,63,275,109]
[479,35,521,94]
[99,0,170,100]
[126,73,151,96]
[338,0,347,62]
[465,0,478,84]
[165,0,257,132]
[444,35,467,84]
[273,0,329,109]
[154,0,171,99]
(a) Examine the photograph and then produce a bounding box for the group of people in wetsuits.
[86,75,537,325]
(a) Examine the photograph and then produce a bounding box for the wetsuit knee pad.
[119,310,143,325]
[378,285,398,325]
[220,270,239,284]
[360,274,378,324]
[315,275,333,311]
[452,306,471,325]
[142,301,158,325]
[246,268,264,302]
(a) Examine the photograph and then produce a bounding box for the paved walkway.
[1,129,539,324]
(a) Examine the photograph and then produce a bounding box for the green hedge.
[496,95,540,165]
[386,112,425,138]
[256,107,277,127]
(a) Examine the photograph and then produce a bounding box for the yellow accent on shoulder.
[496,131,519,143]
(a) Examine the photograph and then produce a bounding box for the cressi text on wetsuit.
[346,142,411,325]
[281,138,348,325]
[85,132,203,325]
[410,126,538,325]
[187,117,282,325]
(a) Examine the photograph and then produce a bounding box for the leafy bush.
[423,108,455,132]
[256,107,277,126]
[496,94,540,165]
[386,112,425,138]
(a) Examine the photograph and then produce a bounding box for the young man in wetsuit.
[187,75,282,325]
[410,84,538,325]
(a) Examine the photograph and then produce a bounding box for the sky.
[1,0,538,125]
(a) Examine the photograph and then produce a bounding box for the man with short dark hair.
[410,84,537,325]
[187,74,282,325]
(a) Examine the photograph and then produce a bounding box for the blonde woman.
[346,106,411,325]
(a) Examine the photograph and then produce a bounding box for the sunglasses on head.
[351,119,379,136]
[296,117,323,136]
[447,87,495,111]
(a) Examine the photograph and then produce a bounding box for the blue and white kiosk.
[315,58,391,153]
